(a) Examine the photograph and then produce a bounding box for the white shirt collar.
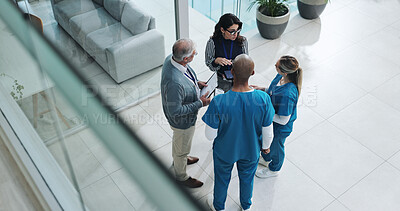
[171,58,188,74]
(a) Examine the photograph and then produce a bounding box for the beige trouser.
[171,125,196,181]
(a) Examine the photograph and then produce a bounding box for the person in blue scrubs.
[252,55,303,178]
[202,54,275,211]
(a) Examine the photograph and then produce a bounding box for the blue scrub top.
[267,74,299,133]
[202,90,275,163]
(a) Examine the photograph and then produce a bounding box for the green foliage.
[247,0,289,17]
[0,73,24,100]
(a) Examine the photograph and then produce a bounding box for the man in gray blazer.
[161,38,211,188]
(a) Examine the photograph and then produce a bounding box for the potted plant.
[248,0,290,39]
[297,0,329,20]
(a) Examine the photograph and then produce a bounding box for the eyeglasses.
[226,29,241,35]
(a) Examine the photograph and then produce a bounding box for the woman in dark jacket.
[205,13,249,92]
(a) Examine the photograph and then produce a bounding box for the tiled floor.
[4,0,400,210]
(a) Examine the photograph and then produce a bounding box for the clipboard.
[200,72,217,98]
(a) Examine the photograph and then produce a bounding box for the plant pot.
[256,5,290,40]
[297,0,327,19]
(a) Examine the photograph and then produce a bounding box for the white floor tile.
[339,163,400,211]
[153,142,173,168]
[119,66,161,105]
[244,28,271,51]
[305,70,366,119]
[285,105,324,144]
[317,0,347,18]
[78,128,102,149]
[48,134,108,189]
[70,151,109,189]
[281,21,354,69]
[284,10,313,34]
[87,73,134,109]
[11,0,400,210]
[388,151,400,171]
[90,142,122,174]
[134,0,171,19]
[324,44,400,92]
[329,94,400,159]
[110,169,158,211]
[287,121,383,197]
[322,200,350,211]
[371,74,400,113]
[135,121,171,152]
[348,0,400,25]
[81,176,134,211]
[138,95,173,137]
[359,26,400,67]
[228,160,334,211]
[119,103,154,131]
[392,19,400,31]
[189,8,216,38]
[321,6,386,43]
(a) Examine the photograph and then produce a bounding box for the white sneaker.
[258,158,271,167]
[241,207,251,211]
[207,194,224,211]
[255,167,279,178]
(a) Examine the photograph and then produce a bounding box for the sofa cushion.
[85,23,132,70]
[103,0,128,21]
[69,8,118,47]
[121,1,151,35]
[54,0,100,32]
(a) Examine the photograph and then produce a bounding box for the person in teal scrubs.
[252,55,303,178]
[202,54,275,211]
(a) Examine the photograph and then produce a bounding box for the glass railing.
[0,0,204,210]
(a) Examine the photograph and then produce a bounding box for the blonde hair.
[278,55,303,95]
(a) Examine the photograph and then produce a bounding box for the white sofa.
[50,0,165,83]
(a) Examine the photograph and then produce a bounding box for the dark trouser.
[213,153,258,210]
[217,75,233,93]
[261,131,291,171]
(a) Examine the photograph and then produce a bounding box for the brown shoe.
[187,156,199,165]
[179,177,203,188]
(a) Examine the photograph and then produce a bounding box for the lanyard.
[184,68,196,84]
[221,40,234,70]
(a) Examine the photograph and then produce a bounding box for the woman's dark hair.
[212,13,245,45]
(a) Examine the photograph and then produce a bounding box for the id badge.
[224,70,233,80]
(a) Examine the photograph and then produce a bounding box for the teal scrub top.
[267,74,299,133]
[202,90,275,163]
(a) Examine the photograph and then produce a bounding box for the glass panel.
[24,0,175,111]
[1,0,204,210]
[0,17,85,210]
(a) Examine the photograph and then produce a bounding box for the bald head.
[232,54,254,83]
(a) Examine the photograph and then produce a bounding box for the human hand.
[261,148,270,154]
[200,92,211,106]
[215,57,232,66]
[198,81,208,89]
[250,85,266,91]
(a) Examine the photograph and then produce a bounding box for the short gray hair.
[172,38,196,62]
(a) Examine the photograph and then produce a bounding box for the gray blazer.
[161,55,203,129]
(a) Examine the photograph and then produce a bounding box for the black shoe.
[178,177,203,188]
